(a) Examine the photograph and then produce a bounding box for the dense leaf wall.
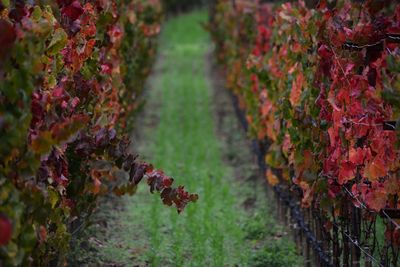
[0,0,197,265]
[210,0,400,243]
[162,0,207,14]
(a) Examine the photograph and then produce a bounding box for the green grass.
[69,10,301,267]
[135,10,246,266]
[125,10,300,266]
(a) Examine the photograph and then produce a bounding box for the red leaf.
[0,214,12,246]
[338,161,356,184]
[52,86,65,98]
[317,45,332,59]
[163,177,173,187]
[57,0,73,7]
[0,19,16,59]
[100,63,112,74]
[349,147,371,165]
[8,5,28,22]
[39,225,47,243]
[61,1,84,21]
[71,97,80,108]
[144,166,198,212]
[108,25,123,44]
[55,174,69,187]
[365,189,386,211]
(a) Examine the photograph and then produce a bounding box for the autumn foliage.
[210,0,400,240]
[0,0,197,265]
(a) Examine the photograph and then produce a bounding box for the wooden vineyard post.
[304,209,311,267]
[333,208,340,266]
[285,202,289,226]
[311,214,320,266]
[276,191,281,222]
[320,212,331,267]
[315,210,324,266]
[351,206,361,267]
[298,223,304,258]
[342,202,350,267]
[364,246,373,267]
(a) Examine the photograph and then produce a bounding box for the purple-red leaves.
[61,1,84,21]
[52,115,90,141]
[8,4,28,23]
[161,186,199,213]
[145,166,198,213]
[0,19,16,59]
[129,162,147,185]
[57,0,74,7]
[108,25,123,44]
[0,1,192,264]
[74,132,94,156]
[38,148,69,187]
[0,214,12,246]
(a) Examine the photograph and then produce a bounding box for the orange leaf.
[39,225,47,243]
[92,178,102,195]
[266,169,279,186]
[289,72,304,106]
[349,147,371,165]
[365,157,387,181]
[365,190,387,211]
[303,150,313,170]
[299,181,313,208]
[384,175,400,195]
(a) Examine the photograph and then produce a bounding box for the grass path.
[70,10,301,267]
[131,10,250,266]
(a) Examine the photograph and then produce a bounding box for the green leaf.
[1,0,10,8]
[48,188,59,209]
[46,28,68,56]
[32,6,42,21]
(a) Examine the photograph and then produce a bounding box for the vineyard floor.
[69,10,300,267]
